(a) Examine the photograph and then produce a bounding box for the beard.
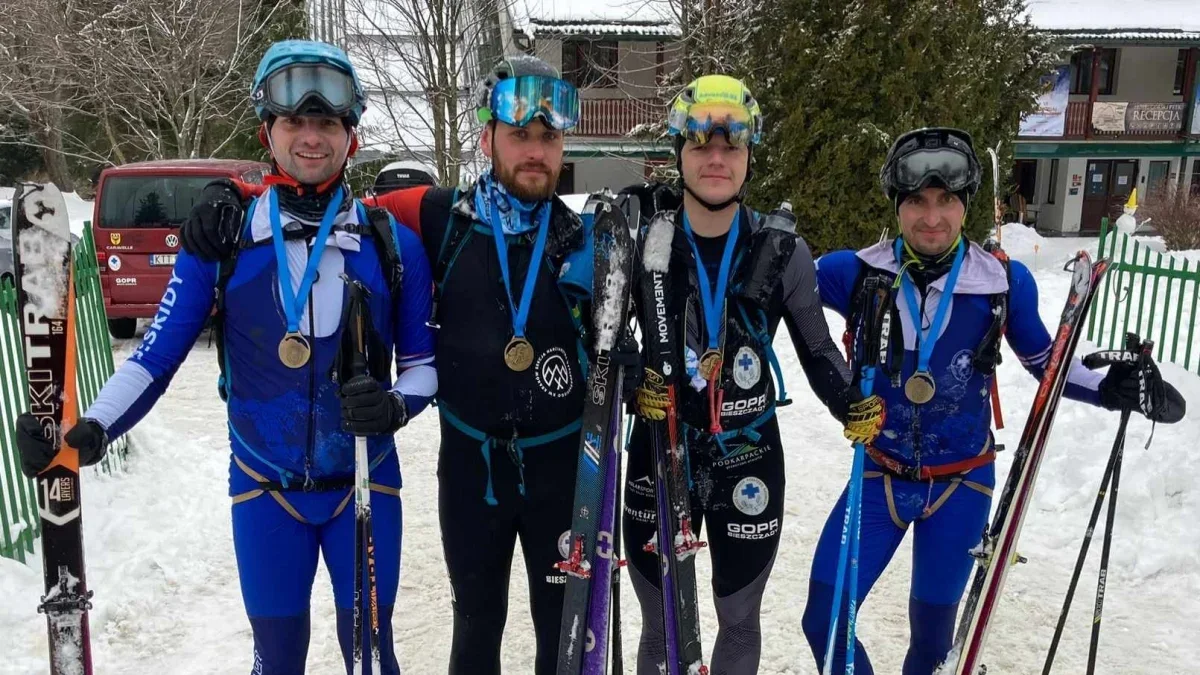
[494,157,560,202]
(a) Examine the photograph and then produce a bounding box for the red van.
[93,159,270,338]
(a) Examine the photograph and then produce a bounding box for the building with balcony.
[1017,1,1200,234]
[498,1,682,193]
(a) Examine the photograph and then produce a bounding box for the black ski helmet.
[879,127,982,207]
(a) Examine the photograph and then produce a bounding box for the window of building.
[1191,159,1200,196]
[563,39,618,89]
[1175,49,1188,96]
[556,162,576,194]
[1047,158,1059,205]
[1070,49,1116,95]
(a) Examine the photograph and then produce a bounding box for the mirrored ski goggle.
[253,64,360,118]
[668,102,760,146]
[888,148,977,194]
[483,76,580,130]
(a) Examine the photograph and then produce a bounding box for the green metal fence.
[1088,218,1200,373]
[1,223,128,563]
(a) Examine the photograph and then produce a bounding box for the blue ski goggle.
[252,64,362,120]
[480,76,579,131]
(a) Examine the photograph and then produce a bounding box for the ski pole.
[1041,408,1130,674]
[844,367,876,675]
[344,278,381,672]
[1087,422,1124,675]
[825,281,886,675]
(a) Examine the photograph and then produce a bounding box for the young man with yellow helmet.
[621,74,869,674]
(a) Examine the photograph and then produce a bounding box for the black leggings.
[622,417,785,674]
[438,420,578,675]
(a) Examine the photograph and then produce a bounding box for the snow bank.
[1,186,95,238]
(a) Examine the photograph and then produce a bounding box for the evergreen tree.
[135,191,168,226]
[745,0,1058,252]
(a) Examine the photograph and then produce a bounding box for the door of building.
[1081,160,1112,234]
[1080,159,1139,234]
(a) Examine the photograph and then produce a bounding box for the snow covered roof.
[1026,0,1200,40]
[513,0,679,39]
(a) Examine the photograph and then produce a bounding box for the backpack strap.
[429,188,473,328]
[357,201,404,298]
[214,196,257,402]
[973,243,1011,375]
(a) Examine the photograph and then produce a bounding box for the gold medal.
[278,331,311,369]
[698,349,723,381]
[504,336,535,372]
[905,371,936,404]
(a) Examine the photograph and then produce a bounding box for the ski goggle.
[252,64,361,119]
[887,147,977,195]
[668,101,761,146]
[481,76,580,130]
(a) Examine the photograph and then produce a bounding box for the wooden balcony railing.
[575,98,667,138]
[1059,100,1186,140]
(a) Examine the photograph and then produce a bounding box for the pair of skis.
[555,193,636,675]
[945,251,1110,674]
[556,198,710,675]
[12,182,95,674]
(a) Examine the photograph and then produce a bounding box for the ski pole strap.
[440,403,583,505]
[864,435,994,483]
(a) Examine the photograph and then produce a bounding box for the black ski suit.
[622,199,852,675]
[372,185,594,675]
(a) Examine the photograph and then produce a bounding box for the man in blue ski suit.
[800,127,1185,674]
[15,40,435,674]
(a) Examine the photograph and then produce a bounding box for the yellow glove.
[635,369,672,421]
[844,394,885,445]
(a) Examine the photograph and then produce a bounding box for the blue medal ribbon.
[682,210,741,351]
[895,237,966,377]
[490,200,551,340]
[269,186,345,334]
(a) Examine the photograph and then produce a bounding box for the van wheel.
[108,318,137,339]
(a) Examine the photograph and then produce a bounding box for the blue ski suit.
[82,187,436,674]
[801,240,1103,674]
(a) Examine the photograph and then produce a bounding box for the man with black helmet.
[181,53,610,674]
[801,127,1185,675]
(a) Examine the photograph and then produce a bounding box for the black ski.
[556,193,635,674]
[13,182,94,675]
[950,251,1109,675]
[639,210,707,675]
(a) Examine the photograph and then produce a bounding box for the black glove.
[612,328,643,403]
[1090,334,1186,424]
[180,179,245,262]
[340,375,408,436]
[14,414,108,478]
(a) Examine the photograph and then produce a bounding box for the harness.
[429,190,592,505]
[213,195,406,511]
[840,242,1012,499]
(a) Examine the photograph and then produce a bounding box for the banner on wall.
[1092,102,1128,132]
[1019,65,1070,137]
[1191,80,1200,135]
[1127,102,1185,132]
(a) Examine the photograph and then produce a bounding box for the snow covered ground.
[2,226,1198,674]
